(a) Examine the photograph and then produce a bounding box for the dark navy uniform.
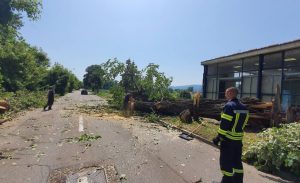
[215,98,249,183]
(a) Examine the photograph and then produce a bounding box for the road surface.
[0,91,293,183]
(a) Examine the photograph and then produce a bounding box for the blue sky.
[20,0,300,86]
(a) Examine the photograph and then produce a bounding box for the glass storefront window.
[285,67,300,78]
[243,56,259,71]
[218,60,242,74]
[242,76,258,95]
[207,77,217,93]
[284,48,300,67]
[264,52,282,69]
[262,69,281,94]
[207,64,218,76]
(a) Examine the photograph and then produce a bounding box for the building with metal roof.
[201,39,300,112]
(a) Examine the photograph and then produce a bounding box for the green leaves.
[0,0,42,31]
[84,59,173,103]
[146,112,161,123]
[0,39,50,92]
[44,63,80,96]
[141,63,172,101]
[76,134,102,142]
[0,90,47,120]
[83,65,106,92]
[243,123,300,175]
[109,85,125,109]
[120,59,141,93]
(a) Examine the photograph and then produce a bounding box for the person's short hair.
[227,87,239,96]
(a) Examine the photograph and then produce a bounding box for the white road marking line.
[79,115,84,132]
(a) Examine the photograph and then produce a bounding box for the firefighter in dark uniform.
[213,87,249,183]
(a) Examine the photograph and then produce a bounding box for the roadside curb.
[158,120,218,148]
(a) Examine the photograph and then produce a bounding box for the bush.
[0,90,47,119]
[109,85,125,109]
[146,112,160,123]
[97,90,112,99]
[243,123,300,176]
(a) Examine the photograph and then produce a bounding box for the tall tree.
[83,65,105,92]
[0,0,42,40]
[120,59,141,92]
[44,63,78,96]
[0,40,50,91]
[100,58,125,89]
[0,0,46,92]
[141,63,173,101]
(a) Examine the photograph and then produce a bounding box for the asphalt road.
[0,91,293,183]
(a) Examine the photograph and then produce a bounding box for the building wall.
[203,47,300,112]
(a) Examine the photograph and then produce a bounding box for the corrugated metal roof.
[201,39,300,65]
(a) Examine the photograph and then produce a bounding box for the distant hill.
[170,84,202,92]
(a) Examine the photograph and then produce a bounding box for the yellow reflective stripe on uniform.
[227,131,243,137]
[218,129,243,140]
[221,113,233,121]
[221,170,234,177]
[218,128,227,135]
[242,113,250,130]
[232,113,240,133]
[233,168,244,174]
[225,135,243,140]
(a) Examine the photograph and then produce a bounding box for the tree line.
[83,59,173,105]
[0,0,81,96]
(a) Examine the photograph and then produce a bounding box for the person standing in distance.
[213,87,249,183]
[44,86,55,111]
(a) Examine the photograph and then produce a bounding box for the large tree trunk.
[134,97,273,128]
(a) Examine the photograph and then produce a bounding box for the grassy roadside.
[96,90,260,152]
[161,116,260,152]
[0,90,48,121]
[97,90,112,100]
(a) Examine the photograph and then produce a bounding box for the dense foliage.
[140,63,172,101]
[83,65,106,92]
[0,90,47,120]
[0,0,80,94]
[84,59,173,102]
[109,85,125,109]
[0,0,80,117]
[0,40,50,91]
[243,123,300,176]
[44,63,81,96]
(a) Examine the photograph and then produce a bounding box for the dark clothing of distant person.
[44,89,54,110]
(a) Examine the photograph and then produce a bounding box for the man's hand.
[213,136,220,146]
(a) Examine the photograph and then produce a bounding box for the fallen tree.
[134,97,273,128]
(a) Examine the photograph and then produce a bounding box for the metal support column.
[257,54,264,100]
[202,65,208,98]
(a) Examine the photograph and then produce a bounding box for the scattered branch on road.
[0,152,13,160]
[76,133,101,142]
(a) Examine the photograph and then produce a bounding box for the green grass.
[161,116,260,152]
[97,90,112,100]
[0,90,47,120]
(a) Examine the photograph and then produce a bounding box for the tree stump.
[179,109,193,123]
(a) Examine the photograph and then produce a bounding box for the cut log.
[134,97,272,128]
[179,109,193,123]
[134,101,154,113]
[0,100,10,113]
